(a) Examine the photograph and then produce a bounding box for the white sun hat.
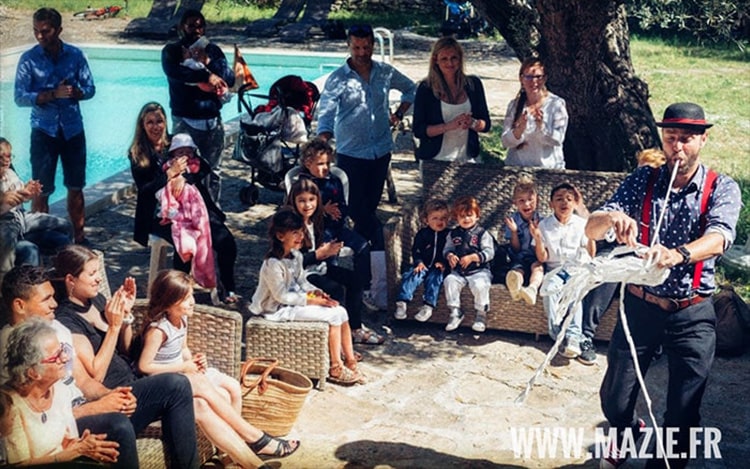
[168,133,198,153]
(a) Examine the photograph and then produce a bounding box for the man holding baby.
[162,9,234,205]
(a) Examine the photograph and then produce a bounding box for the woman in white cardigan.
[501,58,569,169]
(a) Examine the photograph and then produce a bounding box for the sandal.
[248,432,300,460]
[327,364,361,386]
[223,292,239,304]
[352,328,385,345]
[341,351,363,363]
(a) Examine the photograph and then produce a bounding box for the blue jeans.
[544,290,583,342]
[397,266,444,307]
[76,412,138,468]
[15,241,40,266]
[128,373,199,469]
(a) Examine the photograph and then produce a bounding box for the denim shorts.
[30,128,86,194]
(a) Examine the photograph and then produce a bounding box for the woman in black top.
[128,102,238,303]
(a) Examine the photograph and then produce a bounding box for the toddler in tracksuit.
[443,196,495,333]
[393,198,450,322]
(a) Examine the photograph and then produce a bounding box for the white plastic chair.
[284,165,349,203]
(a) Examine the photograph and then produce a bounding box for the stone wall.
[332,0,442,15]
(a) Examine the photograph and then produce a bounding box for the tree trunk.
[471,0,660,172]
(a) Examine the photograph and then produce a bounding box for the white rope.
[515,162,683,468]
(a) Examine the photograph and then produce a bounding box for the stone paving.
[35,23,749,469]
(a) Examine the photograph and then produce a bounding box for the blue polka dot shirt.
[600,164,740,297]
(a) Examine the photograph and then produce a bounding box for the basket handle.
[240,357,279,396]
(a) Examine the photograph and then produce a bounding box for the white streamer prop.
[515,161,682,468]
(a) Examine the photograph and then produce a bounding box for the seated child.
[443,196,495,333]
[531,182,595,360]
[504,174,544,305]
[297,138,371,291]
[138,269,299,466]
[249,208,364,385]
[0,137,72,282]
[394,198,450,322]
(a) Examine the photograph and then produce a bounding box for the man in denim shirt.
[14,8,95,245]
[317,24,416,310]
[586,103,740,469]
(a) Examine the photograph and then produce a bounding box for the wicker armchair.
[385,161,629,340]
[131,300,243,468]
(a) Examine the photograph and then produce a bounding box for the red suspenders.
[640,167,718,291]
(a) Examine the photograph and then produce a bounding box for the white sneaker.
[445,311,464,332]
[472,311,487,333]
[519,285,538,305]
[559,338,582,358]
[506,270,523,301]
[414,305,433,322]
[394,301,407,320]
[362,291,379,311]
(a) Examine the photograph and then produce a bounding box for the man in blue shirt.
[317,24,416,311]
[14,8,96,245]
[586,102,740,469]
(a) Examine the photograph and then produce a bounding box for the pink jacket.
[157,179,216,288]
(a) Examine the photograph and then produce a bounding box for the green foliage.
[626,0,750,50]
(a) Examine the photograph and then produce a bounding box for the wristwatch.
[676,245,691,265]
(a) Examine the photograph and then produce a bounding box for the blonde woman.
[413,37,490,162]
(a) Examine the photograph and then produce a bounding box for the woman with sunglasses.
[501,57,569,169]
[3,319,120,465]
[413,37,491,163]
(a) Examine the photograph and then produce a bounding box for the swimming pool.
[0,45,342,204]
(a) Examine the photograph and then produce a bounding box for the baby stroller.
[232,75,320,205]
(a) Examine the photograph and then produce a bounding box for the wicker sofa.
[385,160,629,340]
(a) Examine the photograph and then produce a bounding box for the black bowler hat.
[655,102,713,131]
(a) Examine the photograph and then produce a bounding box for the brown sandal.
[328,364,361,386]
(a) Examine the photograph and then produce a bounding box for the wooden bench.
[385,160,628,340]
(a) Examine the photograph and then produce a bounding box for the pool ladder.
[373,27,394,63]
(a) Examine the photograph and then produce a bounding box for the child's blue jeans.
[397,266,444,307]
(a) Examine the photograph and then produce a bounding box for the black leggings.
[151,219,237,292]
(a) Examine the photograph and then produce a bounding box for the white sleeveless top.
[152,316,187,365]
[434,99,472,162]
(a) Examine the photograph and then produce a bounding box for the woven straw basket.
[240,358,313,437]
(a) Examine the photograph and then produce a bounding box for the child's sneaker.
[472,311,487,332]
[519,285,538,305]
[558,337,581,358]
[414,304,433,322]
[445,309,464,332]
[394,301,407,320]
[505,270,523,301]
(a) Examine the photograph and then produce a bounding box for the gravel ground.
[2,7,748,469]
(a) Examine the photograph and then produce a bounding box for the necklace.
[24,388,52,424]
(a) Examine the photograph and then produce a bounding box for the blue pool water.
[0,45,342,204]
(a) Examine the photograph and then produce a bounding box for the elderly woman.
[3,319,119,465]
[501,57,569,169]
[128,102,238,303]
[412,37,491,163]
